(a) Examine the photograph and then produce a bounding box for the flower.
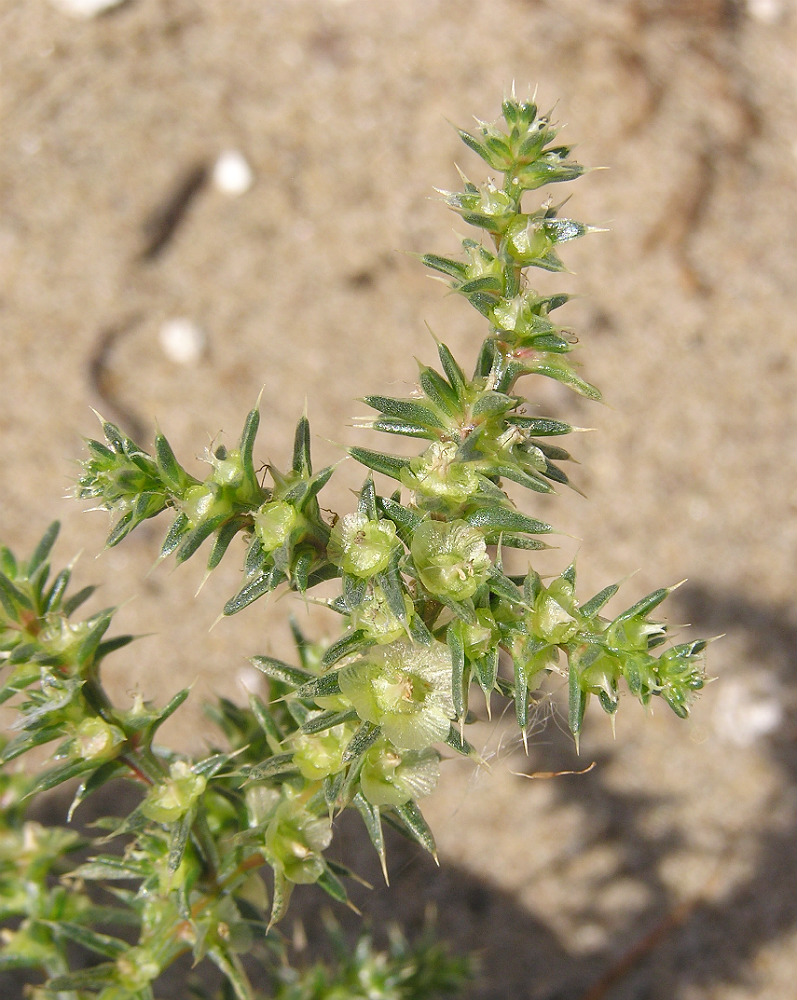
[351,586,413,644]
[360,742,440,807]
[265,794,332,885]
[327,512,398,578]
[400,442,480,505]
[339,640,455,750]
[411,519,490,601]
[140,760,206,824]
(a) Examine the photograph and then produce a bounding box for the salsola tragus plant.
[0,94,707,999]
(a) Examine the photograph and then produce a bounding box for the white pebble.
[159,318,206,365]
[712,678,783,747]
[49,0,129,17]
[212,151,254,196]
[747,0,783,22]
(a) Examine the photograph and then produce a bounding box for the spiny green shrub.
[0,92,707,1000]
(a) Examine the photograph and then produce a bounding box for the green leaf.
[487,566,524,605]
[464,505,552,537]
[436,341,467,396]
[168,809,194,872]
[0,571,32,616]
[615,586,673,622]
[363,395,445,430]
[246,753,297,781]
[69,760,130,820]
[26,759,96,797]
[348,447,410,482]
[568,662,586,750]
[207,518,242,571]
[292,415,312,477]
[418,366,458,415]
[46,964,119,991]
[474,648,499,699]
[446,624,468,720]
[224,568,283,616]
[376,496,422,542]
[70,854,149,881]
[1,724,65,763]
[160,512,190,559]
[239,406,261,483]
[581,583,619,619]
[251,655,312,688]
[43,567,70,612]
[47,920,128,959]
[155,433,189,493]
[62,584,96,617]
[342,721,381,763]
[357,476,379,521]
[353,792,388,881]
[321,629,372,668]
[269,869,293,929]
[421,253,469,280]
[29,521,60,574]
[77,612,113,665]
[391,801,437,859]
[370,417,438,440]
[443,725,477,758]
[106,509,135,548]
[317,865,350,906]
[175,513,229,565]
[207,943,254,1000]
[300,707,358,736]
[295,672,343,701]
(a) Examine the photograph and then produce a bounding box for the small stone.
[159,318,206,365]
[49,0,129,17]
[712,678,783,747]
[747,0,783,22]
[212,150,254,196]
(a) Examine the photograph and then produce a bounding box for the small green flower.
[401,442,480,506]
[71,717,125,762]
[528,577,579,644]
[328,512,398,578]
[351,586,413,644]
[115,947,161,992]
[254,500,300,552]
[179,483,227,528]
[265,795,332,885]
[292,722,356,781]
[339,640,454,751]
[441,178,518,234]
[461,608,498,657]
[140,760,207,824]
[209,446,246,488]
[411,519,490,601]
[360,741,440,808]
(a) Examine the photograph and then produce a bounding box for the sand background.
[1,1,796,998]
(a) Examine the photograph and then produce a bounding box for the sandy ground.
[1,1,796,998]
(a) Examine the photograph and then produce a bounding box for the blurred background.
[1,1,795,998]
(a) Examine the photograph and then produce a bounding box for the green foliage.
[1,92,707,999]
